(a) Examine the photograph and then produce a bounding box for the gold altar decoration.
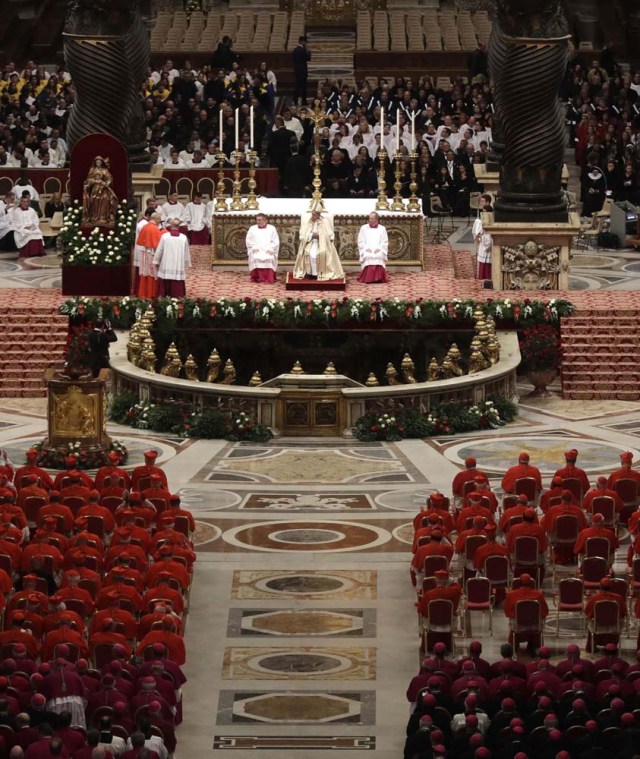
[222,359,237,384]
[309,100,328,209]
[230,151,244,211]
[82,156,118,227]
[206,348,222,383]
[212,213,424,267]
[445,344,464,377]
[183,354,199,381]
[502,240,562,290]
[44,370,110,453]
[215,152,228,212]
[406,151,421,213]
[469,348,488,374]
[160,342,182,377]
[427,357,441,381]
[249,371,262,386]
[366,372,380,387]
[245,151,259,210]
[324,362,337,376]
[400,353,416,383]
[127,326,143,365]
[391,151,406,212]
[138,336,157,373]
[290,360,305,375]
[385,363,399,385]
[441,357,456,379]
[375,147,391,212]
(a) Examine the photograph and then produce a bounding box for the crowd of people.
[0,446,194,758]
[405,446,640,758]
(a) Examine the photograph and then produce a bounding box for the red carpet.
[285,273,346,291]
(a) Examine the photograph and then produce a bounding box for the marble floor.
[2,381,640,757]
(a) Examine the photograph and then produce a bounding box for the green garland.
[59,296,575,330]
[59,201,137,266]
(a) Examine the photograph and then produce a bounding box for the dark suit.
[88,328,117,378]
[292,43,311,104]
[267,126,297,193]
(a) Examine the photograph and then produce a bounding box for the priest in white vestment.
[473,194,493,281]
[245,213,279,284]
[357,212,388,283]
[12,196,45,258]
[160,193,187,232]
[153,218,191,297]
[293,206,344,281]
[184,194,210,245]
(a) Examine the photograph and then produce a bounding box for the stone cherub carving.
[502,240,561,290]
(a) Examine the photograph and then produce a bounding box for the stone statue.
[82,157,118,226]
[222,359,236,384]
[183,355,199,381]
[493,0,570,222]
[206,349,222,383]
[64,0,149,164]
[502,240,561,289]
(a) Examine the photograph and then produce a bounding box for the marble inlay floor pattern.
[222,646,377,680]
[230,570,378,600]
[228,608,375,637]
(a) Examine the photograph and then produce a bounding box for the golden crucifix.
[308,99,328,208]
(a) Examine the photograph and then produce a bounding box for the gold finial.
[160,342,182,377]
[221,359,236,384]
[206,348,222,383]
[183,354,199,381]
[138,336,157,373]
[365,372,380,386]
[290,360,304,375]
[323,362,337,376]
[469,348,488,374]
[473,305,485,322]
[385,363,399,385]
[127,330,142,365]
[427,358,440,382]
[445,343,464,377]
[400,353,416,384]
[487,335,500,365]
[249,371,262,386]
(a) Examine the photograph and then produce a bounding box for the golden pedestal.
[42,369,111,454]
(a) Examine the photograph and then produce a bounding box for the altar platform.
[211,198,424,269]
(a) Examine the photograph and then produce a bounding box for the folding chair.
[552,577,584,635]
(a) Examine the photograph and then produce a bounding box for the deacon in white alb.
[11,195,45,258]
[184,193,210,245]
[153,218,192,297]
[160,192,187,231]
[245,213,280,284]
[357,212,388,283]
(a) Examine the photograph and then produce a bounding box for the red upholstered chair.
[514,477,538,504]
[512,598,543,650]
[546,495,563,509]
[502,494,519,511]
[552,577,584,635]
[484,554,510,598]
[102,475,127,489]
[422,598,455,653]
[87,515,105,540]
[416,536,430,549]
[590,496,618,531]
[613,478,639,525]
[585,536,612,563]
[79,578,99,597]
[506,514,524,530]
[627,557,640,599]
[0,554,13,575]
[149,497,168,514]
[63,598,89,620]
[462,480,477,500]
[423,555,449,578]
[62,496,86,515]
[111,725,129,741]
[22,495,46,528]
[136,476,152,492]
[463,535,487,567]
[100,495,123,513]
[174,515,192,537]
[465,576,493,634]
[587,599,621,653]
[512,535,540,586]
[92,643,118,669]
[561,477,584,506]
[142,643,168,661]
[550,513,580,580]
[579,556,609,592]
[90,706,114,729]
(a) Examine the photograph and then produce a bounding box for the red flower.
[210,306,217,317]
[331,310,337,319]
[406,307,414,317]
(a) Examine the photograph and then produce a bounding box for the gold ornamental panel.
[45,374,110,448]
[212,214,423,268]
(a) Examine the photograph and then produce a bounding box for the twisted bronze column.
[485,22,507,172]
[493,0,570,222]
[63,0,149,166]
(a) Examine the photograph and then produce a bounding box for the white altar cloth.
[211,197,422,220]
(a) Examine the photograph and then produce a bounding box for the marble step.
[562,365,640,373]
[563,390,640,400]
[0,387,46,398]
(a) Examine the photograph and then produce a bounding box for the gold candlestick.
[230,150,244,210]
[244,149,259,210]
[390,151,405,211]
[215,152,228,212]
[375,146,390,211]
[406,150,421,213]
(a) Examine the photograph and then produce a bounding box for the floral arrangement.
[60,296,575,330]
[518,324,562,372]
[59,200,137,267]
[353,397,517,441]
[227,411,267,441]
[31,440,128,470]
[64,324,91,373]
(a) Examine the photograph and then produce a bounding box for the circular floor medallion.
[262,575,348,594]
[252,652,347,674]
[269,528,344,545]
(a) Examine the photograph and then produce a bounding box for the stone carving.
[502,240,561,289]
[64,0,149,164]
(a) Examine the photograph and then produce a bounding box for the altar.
[210,198,424,269]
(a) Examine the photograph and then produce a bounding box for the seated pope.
[293,203,344,281]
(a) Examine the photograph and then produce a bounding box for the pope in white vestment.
[357,212,389,283]
[12,197,45,258]
[184,196,210,244]
[293,208,344,281]
[246,214,280,284]
[153,221,191,297]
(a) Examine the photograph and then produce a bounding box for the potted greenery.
[518,324,562,396]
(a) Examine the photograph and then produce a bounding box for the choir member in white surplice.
[153,218,192,297]
[357,211,388,283]
[246,213,280,284]
[160,192,187,232]
[184,193,210,245]
[12,195,45,258]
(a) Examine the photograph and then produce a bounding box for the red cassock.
[38,503,75,533]
[96,585,143,612]
[14,464,54,490]
[76,504,115,533]
[158,508,195,532]
[503,588,549,618]
[63,545,103,572]
[417,584,462,617]
[553,463,590,494]
[20,543,64,572]
[450,673,489,703]
[412,527,449,553]
[55,586,95,616]
[0,629,40,658]
[58,483,91,502]
[89,632,132,659]
[412,508,455,533]
[43,610,85,635]
[146,560,190,589]
[139,611,184,638]
[473,542,509,571]
[607,465,640,489]
[554,656,595,681]
[0,504,27,530]
[40,629,88,662]
[455,504,495,532]
[498,506,529,533]
[94,465,131,491]
[104,544,148,572]
[90,609,138,641]
[411,541,454,572]
[141,586,185,615]
[506,522,548,553]
[462,489,498,513]
[16,483,49,509]
[131,465,168,491]
[574,525,618,555]
[138,659,186,687]
[111,525,152,551]
[54,469,94,490]
[539,486,565,513]
[135,675,176,707]
[541,503,588,533]
[136,631,186,664]
[142,486,173,508]
[86,687,130,718]
[54,727,87,755]
[104,567,145,593]
[526,670,562,696]
[129,690,174,722]
[452,468,482,497]
[7,610,44,638]
[22,737,70,759]
[501,463,542,494]
[41,668,86,699]
[584,590,627,619]
[584,486,624,515]
[6,589,48,615]
[0,538,22,569]
[454,527,487,554]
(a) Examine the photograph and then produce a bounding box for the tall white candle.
[235,108,239,151]
[380,106,384,146]
[411,113,416,152]
[219,111,223,151]
[250,105,254,150]
[396,109,400,153]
